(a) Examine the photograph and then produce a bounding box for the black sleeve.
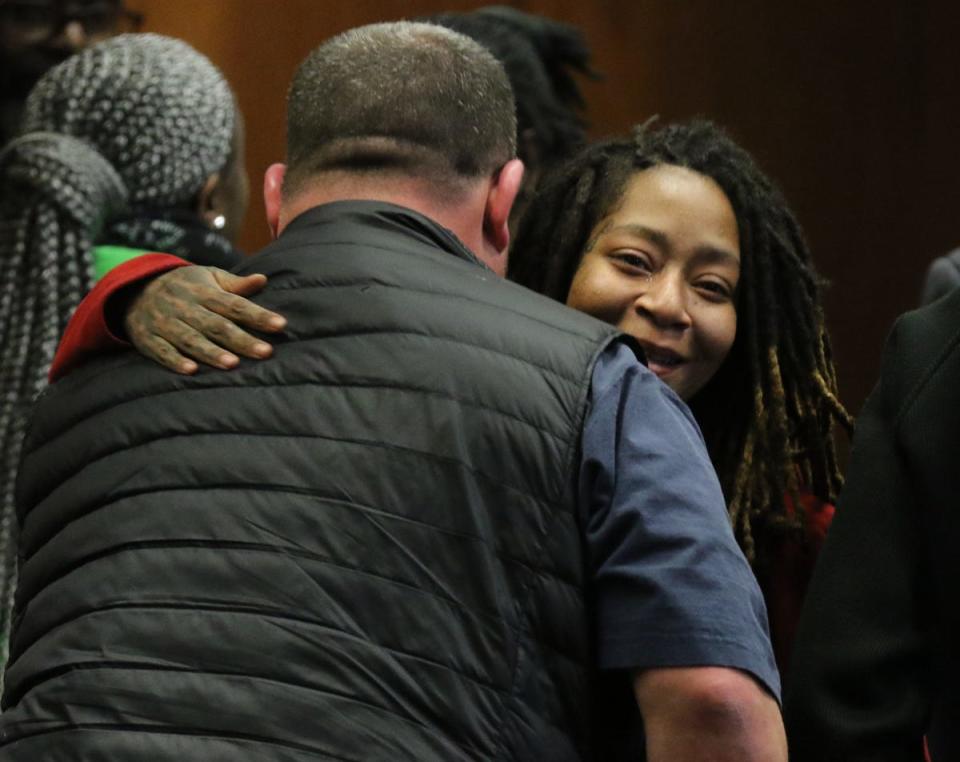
[785,371,930,760]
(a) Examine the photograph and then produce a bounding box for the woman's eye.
[696,280,734,300]
[610,252,652,272]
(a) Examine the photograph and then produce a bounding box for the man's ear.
[263,163,287,239]
[483,158,525,255]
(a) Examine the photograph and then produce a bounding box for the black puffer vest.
[3,202,620,761]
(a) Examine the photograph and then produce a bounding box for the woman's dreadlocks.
[509,119,852,566]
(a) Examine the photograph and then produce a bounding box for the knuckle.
[152,345,179,367]
[180,335,203,354]
[202,318,234,344]
[220,295,248,320]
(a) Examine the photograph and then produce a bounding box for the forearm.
[49,253,189,380]
[636,667,787,762]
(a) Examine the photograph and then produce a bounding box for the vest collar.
[280,200,487,270]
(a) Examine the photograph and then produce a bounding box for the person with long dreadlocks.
[507,120,853,674]
[0,32,250,658]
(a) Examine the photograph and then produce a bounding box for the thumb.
[211,270,269,297]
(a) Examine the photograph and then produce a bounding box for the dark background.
[127,0,960,421]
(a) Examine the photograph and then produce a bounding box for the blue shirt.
[582,340,780,701]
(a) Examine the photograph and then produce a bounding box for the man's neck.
[278,173,490,258]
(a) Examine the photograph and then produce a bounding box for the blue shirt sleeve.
[581,340,781,700]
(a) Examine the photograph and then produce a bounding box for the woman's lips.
[639,343,686,375]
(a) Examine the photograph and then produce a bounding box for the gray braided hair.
[0,34,237,660]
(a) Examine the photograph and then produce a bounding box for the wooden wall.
[126,0,960,419]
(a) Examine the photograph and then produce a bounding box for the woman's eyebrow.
[602,224,740,269]
[605,223,670,250]
[691,246,741,270]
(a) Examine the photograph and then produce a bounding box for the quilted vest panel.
[3,203,620,761]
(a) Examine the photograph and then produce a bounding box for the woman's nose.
[634,273,691,329]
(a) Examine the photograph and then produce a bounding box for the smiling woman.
[510,119,852,673]
[567,164,741,400]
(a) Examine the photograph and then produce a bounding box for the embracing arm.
[50,253,187,380]
[50,257,286,380]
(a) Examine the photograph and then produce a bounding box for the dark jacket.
[2,202,620,761]
[785,287,960,761]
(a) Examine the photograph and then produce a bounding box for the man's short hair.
[284,21,517,197]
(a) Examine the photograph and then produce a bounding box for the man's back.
[3,202,618,760]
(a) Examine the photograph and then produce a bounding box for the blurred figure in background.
[0,0,142,145]
[786,287,960,762]
[427,6,596,230]
[0,32,248,658]
[920,246,960,305]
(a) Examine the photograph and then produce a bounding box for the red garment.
[49,253,189,381]
[760,491,835,678]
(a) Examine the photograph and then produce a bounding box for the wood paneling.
[126,0,960,417]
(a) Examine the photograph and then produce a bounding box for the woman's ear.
[196,173,226,232]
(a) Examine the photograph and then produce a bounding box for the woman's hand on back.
[123,266,287,374]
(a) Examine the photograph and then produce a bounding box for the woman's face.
[567,165,741,400]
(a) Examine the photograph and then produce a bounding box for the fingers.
[130,332,200,375]
[156,318,241,370]
[201,289,287,334]
[180,307,275,361]
[123,265,286,372]
[213,270,268,297]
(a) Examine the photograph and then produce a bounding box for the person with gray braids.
[0,32,250,661]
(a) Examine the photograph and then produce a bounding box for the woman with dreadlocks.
[0,33,249,656]
[508,119,852,673]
